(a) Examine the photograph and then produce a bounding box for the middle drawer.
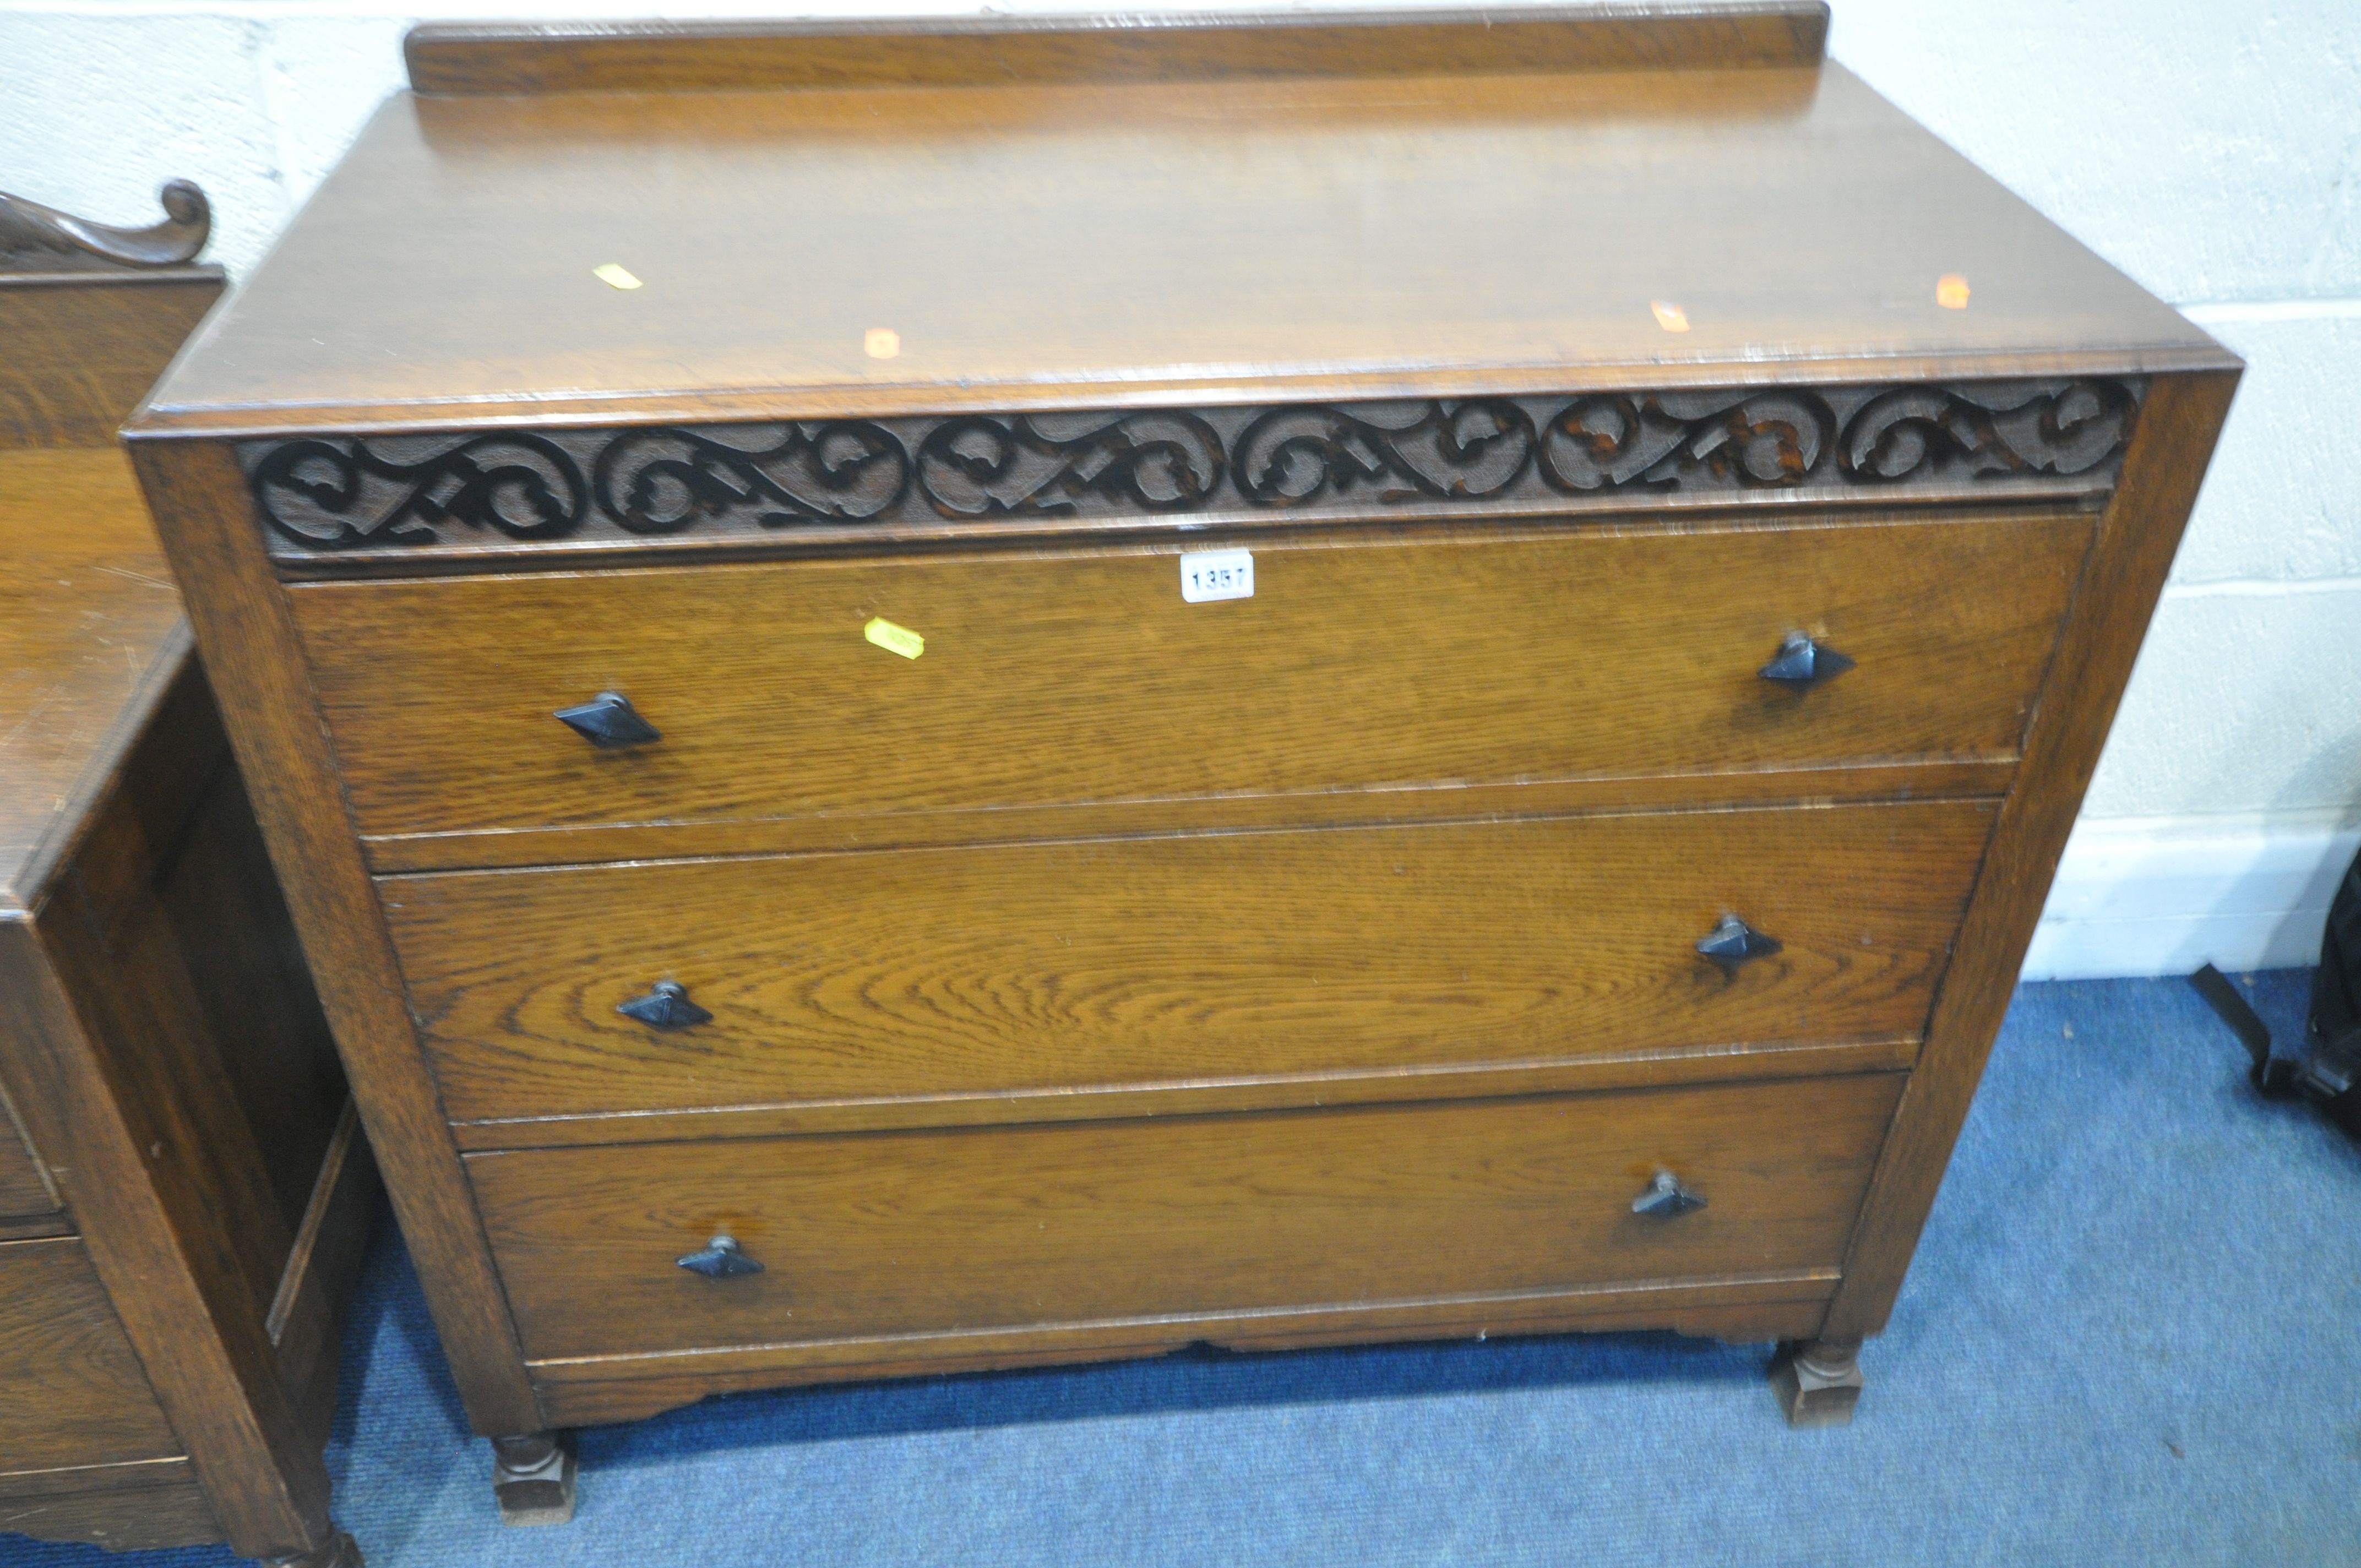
[384,798,1993,1131]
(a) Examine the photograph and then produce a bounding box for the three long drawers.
[309,505,2082,1402]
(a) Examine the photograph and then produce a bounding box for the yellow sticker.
[1936,273,1971,309]
[865,327,901,359]
[1649,298,1690,333]
[863,616,924,659]
[592,263,643,290]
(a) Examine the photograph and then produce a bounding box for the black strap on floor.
[2189,963,2306,1098]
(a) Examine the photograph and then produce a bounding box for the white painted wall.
[4,1,2357,977]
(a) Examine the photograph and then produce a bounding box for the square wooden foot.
[1769,1340,1863,1428]
[492,1431,578,1526]
[262,1528,362,1567]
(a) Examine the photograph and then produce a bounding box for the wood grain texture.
[0,1080,57,1217]
[0,910,330,1558]
[125,437,545,1438]
[0,450,187,902]
[0,272,221,448]
[296,513,2086,851]
[444,1036,1919,1150]
[0,1237,182,1471]
[470,1072,1903,1365]
[532,1278,1838,1426]
[0,1216,73,1242]
[362,756,2020,875]
[34,796,301,1343]
[159,761,351,1234]
[407,7,1830,96]
[15,647,225,930]
[1819,368,2244,1343]
[265,1102,378,1460]
[0,1463,220,1553]
[127,62,2227,440]
[25,635,229,919]
[389,800,1992,1129]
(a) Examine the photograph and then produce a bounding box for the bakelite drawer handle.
[1695,913,1782,974]
[1757,632,1854,690]
[618,981,712,1030]
[676,1235,764,1279]
[1631,1169,1706,1217]
[554,690,662,748]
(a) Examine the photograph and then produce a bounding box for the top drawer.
[291,511,2088,850]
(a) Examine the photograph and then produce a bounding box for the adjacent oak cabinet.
[2,187,370,1566]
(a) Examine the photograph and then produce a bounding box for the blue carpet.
[10,972,2359,1566]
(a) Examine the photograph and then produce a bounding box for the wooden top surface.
[135,20,2224,438]
[0,449,188,905]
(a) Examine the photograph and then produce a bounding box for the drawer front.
[386,799,1992,1125]
[0,1238,182,1472]
[295,513,2088,842]
[0,1087,56,1218]
[471,1072,1904,1363]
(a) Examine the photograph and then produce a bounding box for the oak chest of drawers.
[125,2,2238,1517]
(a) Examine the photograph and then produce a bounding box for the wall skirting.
[2025,814,2361,979]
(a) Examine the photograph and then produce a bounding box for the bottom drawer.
[471,1073,1903,1368]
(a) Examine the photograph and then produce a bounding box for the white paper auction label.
[1179,549,1254,603]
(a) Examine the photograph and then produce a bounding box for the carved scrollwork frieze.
[592,423,910,532]
[1233,400,1534,507]
[248,433,586,549]
[1837,381,2137,483]
[242,377,2143,559]
[1537,390,1834,493]
[915,411,1226,517]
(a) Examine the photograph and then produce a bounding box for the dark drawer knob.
[1696,913,1782,974]
[618,981,712,1030]
[554,690,661,748]
[676,1234,764,1278]
[1758,633,1854,690]
[1631,1169,1706,1217]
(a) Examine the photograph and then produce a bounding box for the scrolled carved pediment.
[0,180,210,271]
